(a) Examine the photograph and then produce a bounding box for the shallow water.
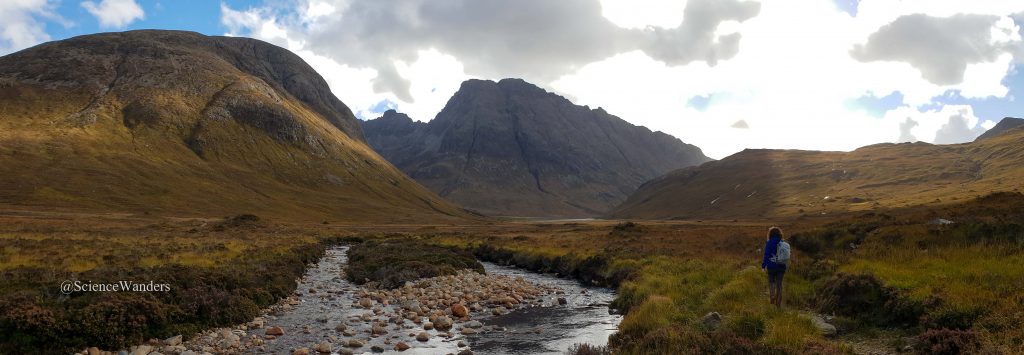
[256,246,620,354]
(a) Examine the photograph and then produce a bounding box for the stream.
[257,246,621,354]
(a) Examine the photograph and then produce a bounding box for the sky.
[2,0,1023,159]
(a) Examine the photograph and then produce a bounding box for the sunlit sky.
[3,0,1023,159]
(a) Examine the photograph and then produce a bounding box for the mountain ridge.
[363,78,711,217]
[0,30,468,222]
[610,126,1024,220]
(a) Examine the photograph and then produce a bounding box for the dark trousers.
[767,268,785,307]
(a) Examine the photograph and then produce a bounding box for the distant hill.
[362,79,711,217]
[0,30,468,222]
[976,117,1024,141]
[610,126,1024,220]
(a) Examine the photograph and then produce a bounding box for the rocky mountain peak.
[362,78,711,218]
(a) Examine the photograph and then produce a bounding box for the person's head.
[767,226,783,240]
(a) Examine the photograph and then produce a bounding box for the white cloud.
[219,0,1024,159]
[82,0,144,29]
[0,0,59,55]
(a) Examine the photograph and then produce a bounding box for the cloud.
[897,117,919,142]
[934,112,986,144]
[0,0,59,55]
[82,0,144,29]
[221,0,1024,158]
[851,13,1015,85]
[223,0,760,103]
[731,119,749,129]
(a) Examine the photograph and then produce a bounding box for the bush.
[914,328,980,355]
[816,273,922,327]
[610,222,645,237]
[920,303,983,331]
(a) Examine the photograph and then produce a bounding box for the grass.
[345,238,483,288]
[1,193,1022,354]
[0,214,335,353]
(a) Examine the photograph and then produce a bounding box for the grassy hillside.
[610,126,1024,220]
[0,30,470,223]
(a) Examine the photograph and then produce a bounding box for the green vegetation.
[346,239,484,289]
[425,193,1024,354]
[0,215,339,353]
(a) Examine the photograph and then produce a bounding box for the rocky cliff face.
[0,30,467,222]
[975,117,1024,141]
[363,78,710,217]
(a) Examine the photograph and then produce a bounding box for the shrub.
[610,222,645,237]
[914,328,980,355]
[816,273,922,327]
[920,303,983,331]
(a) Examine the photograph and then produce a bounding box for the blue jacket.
[762,236,787,271]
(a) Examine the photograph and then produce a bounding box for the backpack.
[771,240,791,265]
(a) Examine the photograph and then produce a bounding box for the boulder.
[701,312,722,330]
[265,326,285,336]
[163,335,182,346]
[434,316,453,331]
[452,304,469,318]
[129,345,152,355]
[394,342,411,351]
[292,348,310,355]
[359,298,373,308]
[810,315,837,336]
[416,332,430,342]
[315,341,332,353]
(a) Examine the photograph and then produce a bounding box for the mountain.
[610,126,1024,220]
[362,78,711,218]
[976,117,1024,141]
[0,30,468,222]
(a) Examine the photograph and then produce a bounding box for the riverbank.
[78,245,620,355]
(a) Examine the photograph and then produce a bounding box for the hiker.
[761,226,790,308]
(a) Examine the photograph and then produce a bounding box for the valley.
[1,29,1022,355]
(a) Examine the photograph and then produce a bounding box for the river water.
[257,246,621,355]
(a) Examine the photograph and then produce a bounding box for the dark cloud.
[255,0,760,101]
[851,14,1006,85]
[934,113,984,144]
[897,117,917,142]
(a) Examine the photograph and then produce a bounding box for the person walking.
[761,226,790,308]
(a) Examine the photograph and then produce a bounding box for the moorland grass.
[0,216,337,353]
[345,239,484,289]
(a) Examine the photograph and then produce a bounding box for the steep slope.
[976,117,1024,141]
[362,78,711,218]
[0,30,468,222]
[610,126,1024,220]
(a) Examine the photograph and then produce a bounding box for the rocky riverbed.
[78,246,620,355]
